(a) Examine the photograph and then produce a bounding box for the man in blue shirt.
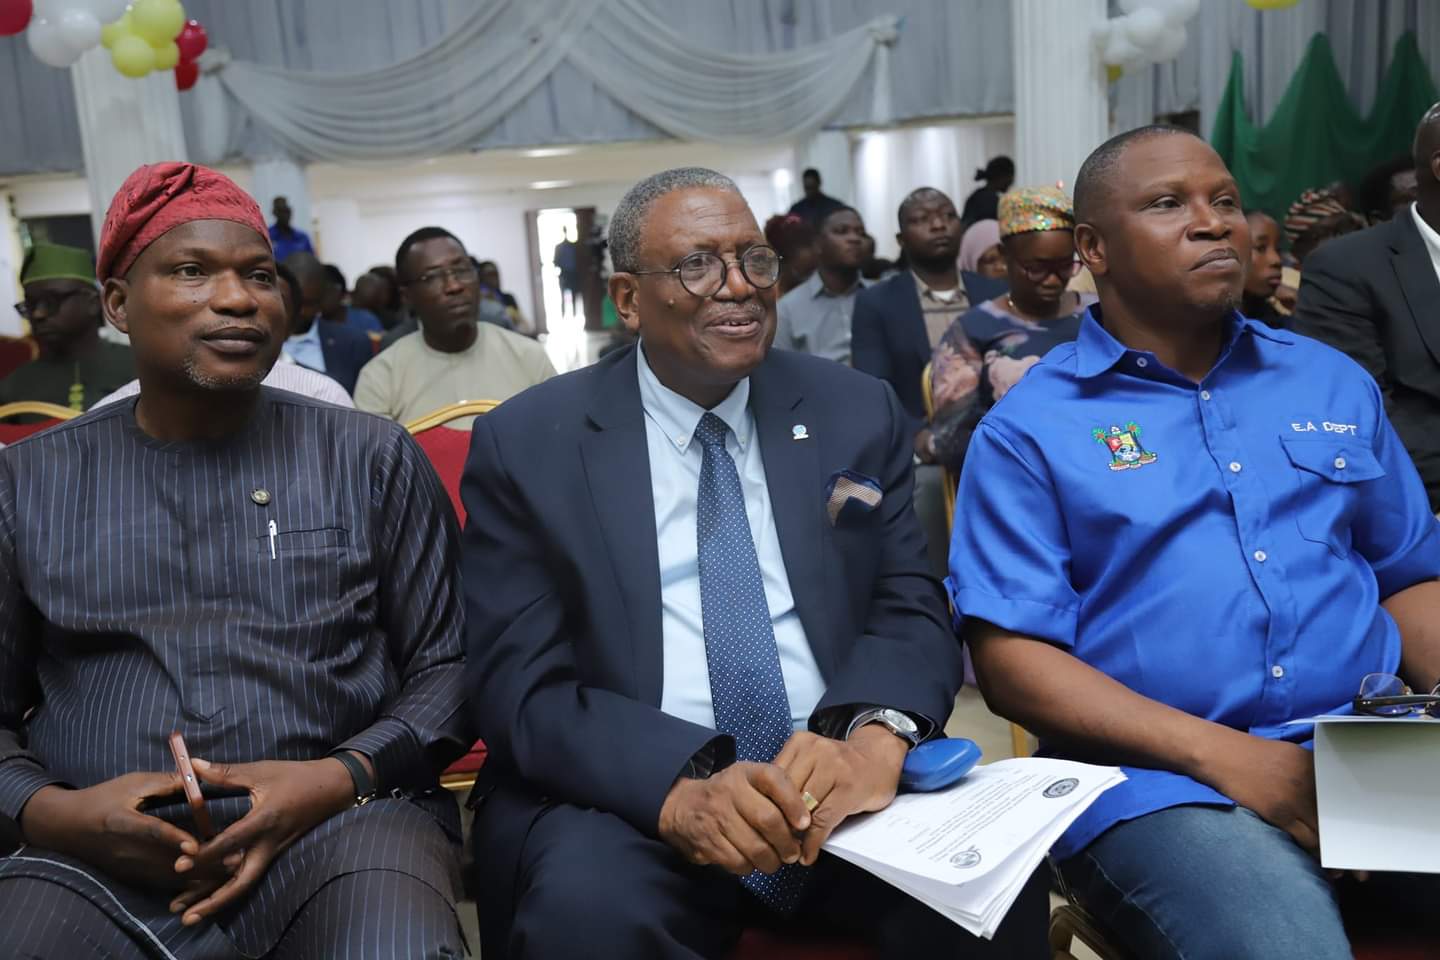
[951,125,1440,959]
[267,195,314,264]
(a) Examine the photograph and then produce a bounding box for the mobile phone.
[168,731,215,840]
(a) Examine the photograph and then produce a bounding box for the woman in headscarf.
[926,186,1096,467]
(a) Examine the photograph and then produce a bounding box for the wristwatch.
[332,750,377,807]
[847,707,921,747]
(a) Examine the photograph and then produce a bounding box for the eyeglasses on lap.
[629,246,782,299]
[1352,672,1440,717]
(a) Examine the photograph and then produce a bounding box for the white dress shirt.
[637,346,825,731]
[1410,201,1440,288]
[93,355,355,410]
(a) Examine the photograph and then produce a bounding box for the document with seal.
[823,757,1125,938]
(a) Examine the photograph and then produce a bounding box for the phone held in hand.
[168,731,215,840]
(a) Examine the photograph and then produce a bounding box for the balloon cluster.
[1093,0,1200,80]
[3,0,207,90]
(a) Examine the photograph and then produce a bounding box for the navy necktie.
[693,412,807,912]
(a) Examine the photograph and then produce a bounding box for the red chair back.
[0,337,38,380]
[410,424,471,525]
[0,418,61,445]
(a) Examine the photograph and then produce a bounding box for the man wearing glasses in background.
[354,227,555,426]
[460,167,1048,958]
[2,244,134,410]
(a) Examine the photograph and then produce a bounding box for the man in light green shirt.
[355,227,555,426]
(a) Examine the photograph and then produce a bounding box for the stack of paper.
[823,757,1125,939]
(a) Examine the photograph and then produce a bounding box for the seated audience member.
[773,206,867,363]
[1,244,134,410]
[929,187,1095,468]
[321,263,385,334]
[951,126,1440,960]
[281,252,376,394]
[1283,186,1366,266]
[786,166,846,227]
[1294,102,1440,514]
[763,213,818,297]
[853,187,968,450]
[351,266,404,330]
[1240,209,1288,328]
[355,227,555,426]
[0,162,469,957]
[461,166,1047,959]
[476,259,535,336]
[962,155,1014,226]
[468,257,518,331]
[94,263,354,410]
[1355,155,1418,223]
[956,218,1007,304]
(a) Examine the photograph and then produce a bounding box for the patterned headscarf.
[98,162,270,282]
[998,186,1075,238]
[1283,186,1360,246]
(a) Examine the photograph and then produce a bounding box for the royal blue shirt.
[949,307,1440,861]
[268,223,315,264]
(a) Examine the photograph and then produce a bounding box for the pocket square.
[826,469,882,525]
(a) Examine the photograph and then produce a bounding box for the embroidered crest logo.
[1092,422,1158,471]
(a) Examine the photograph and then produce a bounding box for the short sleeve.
[1353,382,1440,597]
[946,421,1081,646]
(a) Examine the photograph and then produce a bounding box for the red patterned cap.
[97,162,271,282]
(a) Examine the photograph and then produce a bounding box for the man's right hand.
[1198,732,1320,852]
[657,762,811,876]
[19,773,227,895]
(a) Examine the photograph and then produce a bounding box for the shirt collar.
[636,344,751,455]
[287,320,322,348]
[804,270,864,299]
[1074,303,1293,380]
[911,270,962,302]
[1410,202,1440,260]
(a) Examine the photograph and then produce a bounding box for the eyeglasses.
[1352,672,1440,717]
[629,246,781,299]
[406,263,478,289]
[1013,258,1080,284]
[15,288,93,319]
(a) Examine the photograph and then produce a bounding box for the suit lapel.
[892,272,930,367]
[579,349,665,705]
[749,358,836,679]
[1389,213,1440,366]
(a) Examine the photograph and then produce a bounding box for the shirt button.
[1271,665,1285,679]
[1334,456,1346,469]
[1200,390,1212,401]
[1253,549,1268,563]
[1135,357,1149,368]
[1229,461,1242,473]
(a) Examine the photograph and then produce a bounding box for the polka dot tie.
[693,412,808,913]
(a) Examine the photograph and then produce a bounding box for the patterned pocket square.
[826,469,883,526]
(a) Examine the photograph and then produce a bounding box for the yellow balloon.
[1245,0,1299,8]
[112,34,157,77]
[1106,64,1124,83]
[153,40,180,70]
[131,0,185,46]
[100,12,132,50]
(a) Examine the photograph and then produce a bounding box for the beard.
[181,351,272,392]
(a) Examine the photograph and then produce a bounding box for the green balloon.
[112,34,157,78]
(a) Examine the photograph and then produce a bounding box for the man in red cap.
[0,163,470,957]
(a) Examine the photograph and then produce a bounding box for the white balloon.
[28,17,83,67]
[58,9,103,52]
[1123,7,1166,48]
[83,0,133,24]
[1153,25,1188,62]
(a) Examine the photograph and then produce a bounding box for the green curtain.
[1212,32,1437,223]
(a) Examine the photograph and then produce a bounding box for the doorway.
[526,205,607,372]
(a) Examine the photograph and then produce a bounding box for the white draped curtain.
[191,0,899,164]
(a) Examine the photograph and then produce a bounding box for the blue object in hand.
[899,737,982,793]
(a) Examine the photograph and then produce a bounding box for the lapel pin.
[792,424,810,441]
[250,488,271,506]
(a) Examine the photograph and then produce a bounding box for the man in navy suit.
[461,168,1046,959]
[282,252,375,394]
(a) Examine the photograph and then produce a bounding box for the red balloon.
[175,60,199,92]
[0,0,33,38]
[176,19,207,63]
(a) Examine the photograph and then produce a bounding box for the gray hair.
[608,167,741,273]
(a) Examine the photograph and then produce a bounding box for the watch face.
[882,709,918,736]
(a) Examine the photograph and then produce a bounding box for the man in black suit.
[461,168,1046,959]
[1294,103,1440,511]
[283,252,375,394]
[852,187,969,575]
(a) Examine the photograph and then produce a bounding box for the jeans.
[1057,804,1353,960]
